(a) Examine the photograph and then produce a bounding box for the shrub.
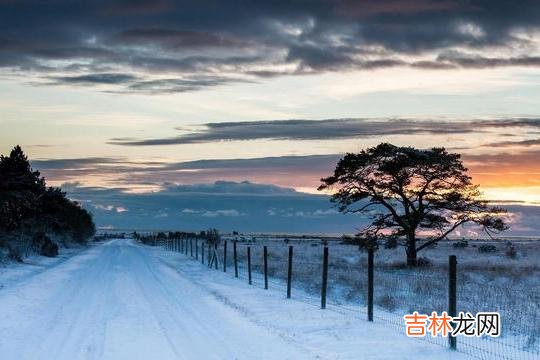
[453,239,469,248]
[478,244,498,253]
[417,256,432,267]
[377,294,397,311]
[40,238,58,257]
[31,232,48,252]
[505,242,517,259]
[7,247,23,262]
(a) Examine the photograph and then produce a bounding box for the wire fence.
[149,235,539,360]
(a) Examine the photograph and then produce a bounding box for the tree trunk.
[406,233,417,267]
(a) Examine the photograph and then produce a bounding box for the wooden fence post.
[263,246,268,290]
[233,241,238,278]
[201,242,205,264]
[321,246,329,309]
[368,248,374,321]
[287,245,293,298]
[223,241,227,272]
[449,255,457,350]
[214,243,218,270]
[247,246,252,285]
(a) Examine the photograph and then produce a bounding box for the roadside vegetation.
[0,146,95,262]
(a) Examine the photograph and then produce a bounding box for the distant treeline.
[135,229,220,245]
[94,232,128,240]
[0,146,95,261]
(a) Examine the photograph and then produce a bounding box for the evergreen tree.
[0,145,95,260]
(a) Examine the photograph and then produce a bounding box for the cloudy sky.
[1,0,540,233]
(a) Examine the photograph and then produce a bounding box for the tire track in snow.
[22,241,120,360]
[0,239,312,360]
[128,243,246,359]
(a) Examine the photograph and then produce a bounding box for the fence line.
[147,235,539,360]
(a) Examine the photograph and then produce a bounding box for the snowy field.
[214,235,540,359]
[0,238,471,360]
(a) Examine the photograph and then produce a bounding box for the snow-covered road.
[0,239,470,360]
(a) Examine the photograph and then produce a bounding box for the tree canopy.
[319,143,507,266]
[0,146,95,260]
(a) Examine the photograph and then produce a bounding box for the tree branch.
[416,219,468,252]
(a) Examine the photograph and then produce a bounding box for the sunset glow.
[1,0,539,233]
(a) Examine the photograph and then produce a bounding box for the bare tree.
[319,143,507,266]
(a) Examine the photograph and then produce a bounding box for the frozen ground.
[0,239,470,360]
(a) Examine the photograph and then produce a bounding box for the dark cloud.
[32,145,540,204]
[33,144,540,203]
[33,154,340,191]
[125,76,252,94]
[43,72,250,94]
[167,155,340,171]
[114,28,246,48]
[60,180,540,235]
[49,73,138,85]
[335,0,460,17]
[31,157,158,169]
[62,180,361,233]
[436,52,540,68]
[1,1,539,93]
[478,118,540,128]
[286,43,357,71]
[102,0,175,15]
[161,180,298,196]
[109,117,540,146]
[485,139,540,148]
[464,149,540,166]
